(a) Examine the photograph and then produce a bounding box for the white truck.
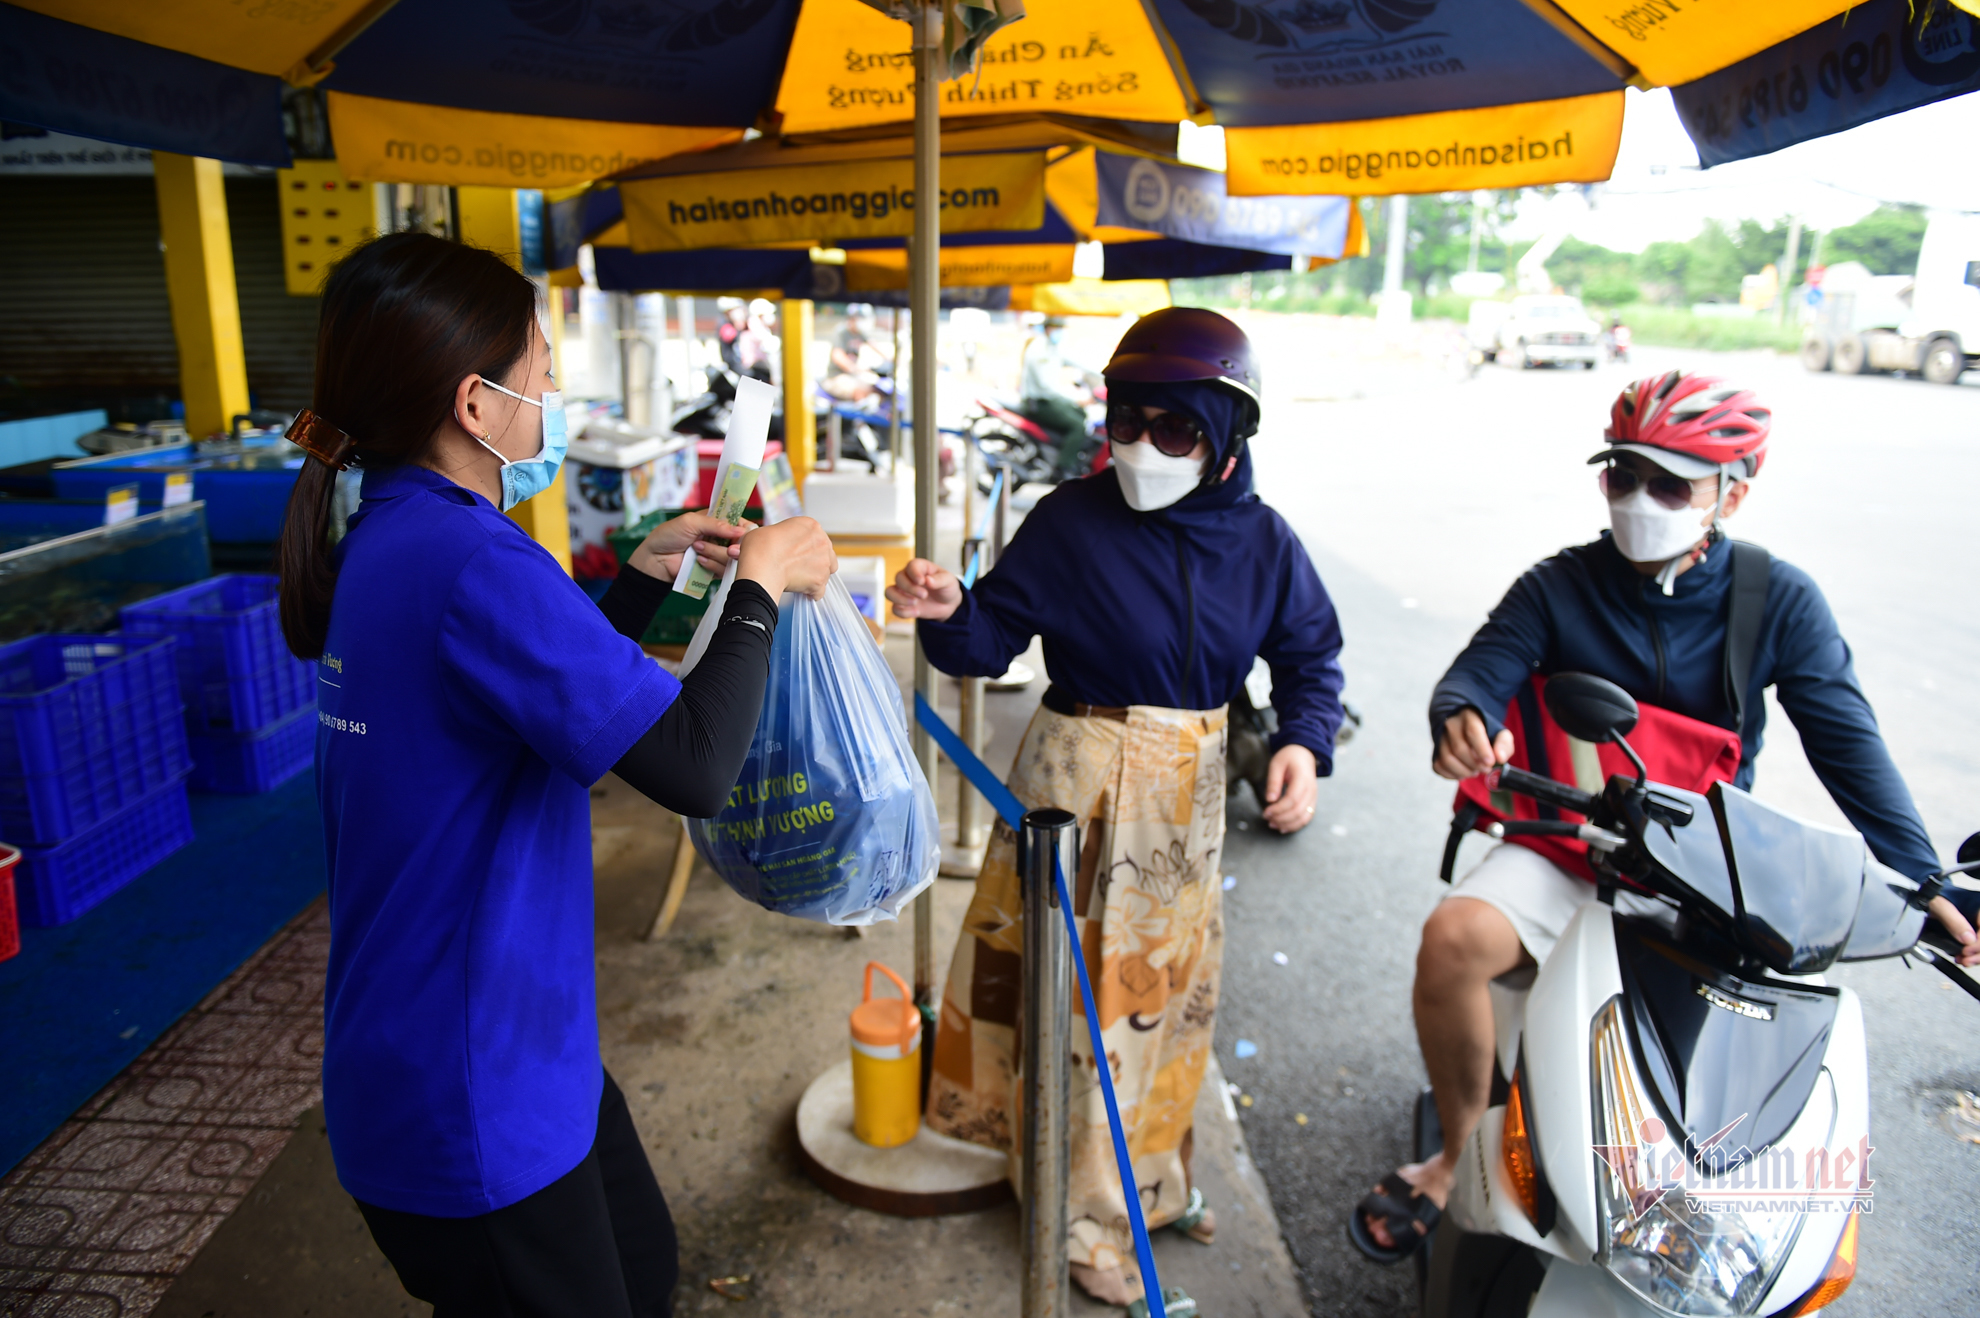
[1469,294,1603,369]
[1801,214,1980,385]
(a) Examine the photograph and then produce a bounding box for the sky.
[1552,88,1980,253]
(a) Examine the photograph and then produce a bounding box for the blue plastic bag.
[685,573,939,925]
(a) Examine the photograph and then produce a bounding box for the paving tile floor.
[0,900,329,1318]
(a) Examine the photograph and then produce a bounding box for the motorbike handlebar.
[1492,765,1601,817]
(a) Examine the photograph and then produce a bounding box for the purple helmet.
[1104,307,1261,435]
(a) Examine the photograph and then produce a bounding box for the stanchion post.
[958,442,983,850]
[994,466,1011,568]
[1018,808,1074,1318]
[908,0,942,1016]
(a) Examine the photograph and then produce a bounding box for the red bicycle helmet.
[1595,370,1771,479]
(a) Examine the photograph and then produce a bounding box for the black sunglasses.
[1600,463,1697,511]
[1106,404,1206,458]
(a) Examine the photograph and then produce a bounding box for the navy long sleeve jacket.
[1429,532,1938,879]
[918,451,1346,771]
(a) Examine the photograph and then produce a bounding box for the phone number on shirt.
[319,711,368,735]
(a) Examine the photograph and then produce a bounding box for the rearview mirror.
[1543,672,1639,745]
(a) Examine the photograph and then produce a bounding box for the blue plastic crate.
[121,575,313,734]
[188,703,314,794]
[0,635,190,846]
[14,773,193,926]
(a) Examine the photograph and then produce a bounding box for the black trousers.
[357,1072,678,1318]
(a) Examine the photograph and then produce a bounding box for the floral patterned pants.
[926,702,1227,1271]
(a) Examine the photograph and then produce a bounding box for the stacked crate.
[122,576,316,794]
[0,634,194,924]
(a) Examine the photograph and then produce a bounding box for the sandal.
[1347,1171,1441,1265]
[1168,1186,1215,1245]
[1128,1289,1199,1318]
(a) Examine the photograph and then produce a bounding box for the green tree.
[1582,270,1642,307]
[1681,221,1747,303]
[1634,241,1690,304]
[1821,205,1927,275]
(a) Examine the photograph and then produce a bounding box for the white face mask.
[1608,485,1710,565]
[1111,440,1204,511]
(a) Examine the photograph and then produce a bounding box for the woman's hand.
[1928,895,1980,967]
[1260,744,1319,834]
[885,559,962,622]
[626,511,749,584]
[736,517,837,599]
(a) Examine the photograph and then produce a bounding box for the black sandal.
[1347,1172,1441,1265]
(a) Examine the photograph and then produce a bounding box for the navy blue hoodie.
[1430,533,1938,879]
[917,440,1346,771]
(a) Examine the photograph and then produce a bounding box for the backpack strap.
[1722,541,1772,732]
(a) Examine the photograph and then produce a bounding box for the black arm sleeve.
[596,563,673,641]
[611,579,779,818]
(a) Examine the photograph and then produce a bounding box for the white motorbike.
[1418,672,1980,1318]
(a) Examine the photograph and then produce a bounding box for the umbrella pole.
[910,0,942,1016]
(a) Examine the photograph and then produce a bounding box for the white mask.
[1608,484,1715,594]
[1111,440,1204,511]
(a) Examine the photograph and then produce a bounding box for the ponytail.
[276,232,536,658]
[276,458,342,659]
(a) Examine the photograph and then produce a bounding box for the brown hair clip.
[286,409,355,471]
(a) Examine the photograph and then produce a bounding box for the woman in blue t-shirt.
[276,233,834,1317]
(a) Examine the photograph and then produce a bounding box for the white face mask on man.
[1110,440,1204,511]
[1607,485,1711,565]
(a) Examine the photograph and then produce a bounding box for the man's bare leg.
[1366,896,1531,1250]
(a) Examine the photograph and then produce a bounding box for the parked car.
[1472,295,1602,369]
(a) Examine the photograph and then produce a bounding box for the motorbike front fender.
[1530,1259,1670,1317]
[1445,1108,1577,1263]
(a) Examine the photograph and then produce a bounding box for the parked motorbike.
[815,375,900,472]
[1418,672,1977,1318]
[961,395,1109,496]
[670,364,784,441]
[1226,660,1359,807]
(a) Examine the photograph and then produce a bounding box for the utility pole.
[1377,194,1411,330]
[1467,191,1488,273]
[1777,216,1803,326]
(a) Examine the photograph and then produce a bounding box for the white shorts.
[1444,842,1663,966]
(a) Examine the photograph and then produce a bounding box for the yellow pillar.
[456,185,522,262]
[781,298,814,495]
[153,154,249,439]
[458,186,572,574]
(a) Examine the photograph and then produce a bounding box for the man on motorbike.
[824,305,885,403]
[1353,369,1980,1263]
[1018,316,1101,478]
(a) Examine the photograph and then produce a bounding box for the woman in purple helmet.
[888,307,1346,1309]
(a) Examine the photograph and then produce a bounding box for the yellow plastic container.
[850,961,921,1148]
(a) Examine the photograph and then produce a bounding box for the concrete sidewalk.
[128,629,1311,1317]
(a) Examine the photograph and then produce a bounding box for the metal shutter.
[0,175,318,418]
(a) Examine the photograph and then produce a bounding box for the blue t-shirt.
[316,463,678,1216]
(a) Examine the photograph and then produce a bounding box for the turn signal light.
[1502,1064,1541,1224]
[1777,1211,1858,1315]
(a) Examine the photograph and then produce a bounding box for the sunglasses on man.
[1599,463,1699,511]
[1106,404,1207,458]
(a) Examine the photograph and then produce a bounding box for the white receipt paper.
[673,375,776,598]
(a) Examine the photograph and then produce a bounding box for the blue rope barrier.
[913,694,1169,1318]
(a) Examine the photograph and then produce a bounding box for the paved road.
[1209,325,1980,1317]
